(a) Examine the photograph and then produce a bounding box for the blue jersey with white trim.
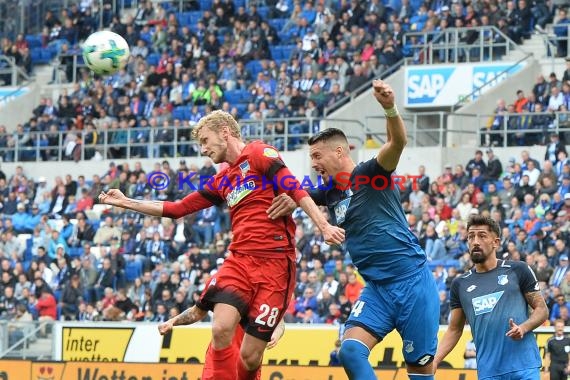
[310,158,426,282]
[450,260,542,378]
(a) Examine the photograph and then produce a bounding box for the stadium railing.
[0,320,53,360]
[0,54,30,87]
[0,117,367,162]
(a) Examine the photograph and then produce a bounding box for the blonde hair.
[191,110,241,140]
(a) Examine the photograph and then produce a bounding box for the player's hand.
[322,224,345,245]
[266,323,285,350]
[372,79,395,109]
[267,193,297,220]
[158,320,174,335]
[98,189,127,207]
[506,318,527,340]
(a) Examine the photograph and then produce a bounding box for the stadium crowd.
[2,0,565,161]
[483,57,570,147]
[4,141,570,338]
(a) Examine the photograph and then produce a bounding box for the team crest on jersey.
[263,147,279,158]
[497,275,508,285]
[565,346,570,353]
[472,291,504,315]
[404,340,414,353]
[239,160,250,177]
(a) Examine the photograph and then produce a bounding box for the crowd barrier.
[0,360,478,380]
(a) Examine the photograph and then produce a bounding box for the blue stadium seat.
[257,6,270,19]
[25,35,42,48]
[200,0,212,10]
[269,46,281,60]
[189,11,204,25]
[245,60,263,78]
[279,45,295,61]
[146,53,160,66]
[172,106,187,120]
[125,261,142,282]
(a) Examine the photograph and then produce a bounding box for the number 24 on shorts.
[256,304,280,327]
[351,300,365,317]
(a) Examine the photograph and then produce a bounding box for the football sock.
[339,338,377,380]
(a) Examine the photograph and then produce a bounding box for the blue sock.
[338,339,376,380]
[409,374,434,380]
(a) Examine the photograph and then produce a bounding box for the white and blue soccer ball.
[82,31,130,76]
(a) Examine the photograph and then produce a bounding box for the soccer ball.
[82,31,130,76]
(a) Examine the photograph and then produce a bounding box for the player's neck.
[225,139,246,165]
[474,257,499,273]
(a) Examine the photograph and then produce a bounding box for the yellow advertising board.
[0,361,476,380]
[61,326,135,361]
[158,326,473,368]
[55,322,556,370]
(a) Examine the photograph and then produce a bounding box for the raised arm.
[434,308,467,370]
[372,80,407,172]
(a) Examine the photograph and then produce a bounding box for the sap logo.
[407,68,454,102]
[472,291,504,315]
[334,198,351,225]
[472,64,524,93]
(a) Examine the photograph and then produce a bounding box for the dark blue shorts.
[344,264,439,365]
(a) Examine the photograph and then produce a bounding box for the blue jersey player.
[434,215,548,379]
[269,80,440,379]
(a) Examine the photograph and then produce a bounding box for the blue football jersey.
[450,260,542,379]
[310,158,426,282]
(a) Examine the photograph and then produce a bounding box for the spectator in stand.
[35,288,56,336]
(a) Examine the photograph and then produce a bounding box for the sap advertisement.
[404,62,526,108]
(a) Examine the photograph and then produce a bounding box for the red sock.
[201,344,237,380]
[237,357,261,380]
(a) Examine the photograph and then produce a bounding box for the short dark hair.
[308,128,348,146]
[466,215,500,237]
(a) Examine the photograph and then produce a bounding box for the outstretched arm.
[99,189,164,216]
[99,189,216,219]
[373,80,407,172]
[158,305,208,335]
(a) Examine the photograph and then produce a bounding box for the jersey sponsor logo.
[239,160,250,177]
[226,180,255,208]
[498,275,508,286]
[466,285,477,292]
[472,291,504,315]
[263,147,279,158]
[334,198,351,224]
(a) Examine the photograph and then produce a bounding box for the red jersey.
[163,141,308,258]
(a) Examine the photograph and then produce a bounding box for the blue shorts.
[482,368,540,380]
[344,264,439,365]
